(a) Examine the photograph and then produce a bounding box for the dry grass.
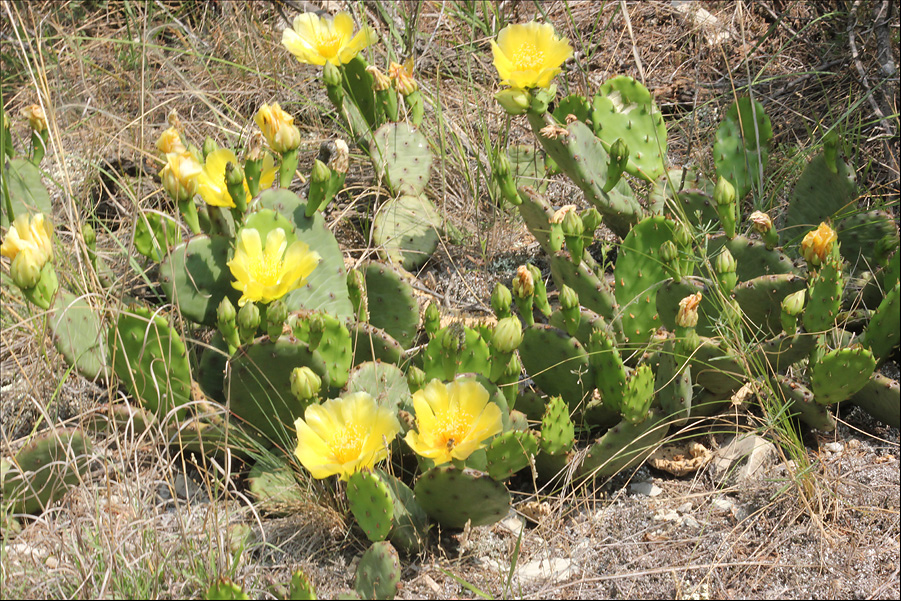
[1,1,899,598]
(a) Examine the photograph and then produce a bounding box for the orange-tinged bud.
[366,65,392,91]
[389,58,418,95]
[676,292,702,328]
[255,103,301,154]
[512,265,534,298]
[156,126,186,155]
[22,105,47,132]
[750,211,773,233]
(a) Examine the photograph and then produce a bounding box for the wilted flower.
[404,379,503,465]
[159,151,202,202]
[388,58,417,95]
[676,292,703,328]
[512,264,534,298]
[22,105,47,132]
[255,103,301,154]
[749,211,773,233]
[491,21,572,90]
[801,222,837,267]
[282,11,376,66]
[294,392,401,480]
[1,213,54,289]
[366,65,392,91]
[156,126,186,155]
[227,226,321,306]
[196,149,276,208]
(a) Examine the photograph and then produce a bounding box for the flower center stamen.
[250,252,282,287]
[332,423,366,464]
[512,42,544,71]
[316,30,342,58]
[437,409,474,451]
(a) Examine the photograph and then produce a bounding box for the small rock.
[652,509,681,522]
[630,480,662,497]
[676,501,693,514]
[497,513,525,535]
[682,515,700,529]
[823,442,843,454]
[711,496,735,512]
[711,435,778,482]
[516,557,576,583]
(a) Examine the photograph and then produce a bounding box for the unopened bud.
[660,240,679,264]
[492,316,523,354]
[323,61,342,88]
[491,282,513,318]
[494,88,530,116]
[290,366,321,401]
[559,284,579,311]
[202,137,219,160]
[311,159,330,184]
[782,289,806,317]
[714,176,736,207]
[367,65,391,91]
[22,105,47,132]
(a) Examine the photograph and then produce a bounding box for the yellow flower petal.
[282,11,375,66]
[491,21,572,90]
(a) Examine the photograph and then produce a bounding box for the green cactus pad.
[289,570,318,601]
[751,331,816,372]
[690,388,734,417]
[196,332,229,402]
[689,338,745,395]
[540,395,575,456]
[517,186,560,253]
[2,428,92,514]
[133,210,181,262]
[713,97,772,201]
[578,410,669,478]
[347,361,412,413]
[656,338,692,424]
[548,250,617,321]
[549,306,608,347]
[108,306,192,419]
[371,193,441,271]
[354,541,401,601]
[413,465,511,528]
[49,289,109,380]
[783,152,857,240]
[371,122,432,196]
[159,234,238,327]
[1,158,52,228]
[257,189,353,319]
[360,261,420,348]
[519,324,593,410]
[227,334,330,446]
[810,347,876,406]
[775,375,835,431]
[732,273,807,337]
[553,94,592,125]
[421,325,490,383]
[615,215,675,343]
[342,56,379,134]
[850,373,900,429]
[347,321,405,366]
[486,430,539,481]
[526,113,643,238]
[247,454,309,515]
[837,210,899,272]
[347,470,395,542]
[593,75,668,181]
[204,578,250,601]
[374,469,430,554]
[859,281,900,364]
[622,364,655,424]
[290,310,353,388]
[587,326,628,414]
[652,167,718,227]
[706,235,794,280]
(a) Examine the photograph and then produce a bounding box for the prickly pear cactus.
[413,465,511,528]
[371,193,441,271]
[809,346,876,406]
[346,361,412,413]
[1,158,52,228]
[347,470,395,542]
[49,289,109,380]
[354,541,401,601]
[783,152,857,240]
[713,97,772,201]
[160,235,238,327]
[370,122,432,196]
[358,261,420,349]
[486,430,538,481]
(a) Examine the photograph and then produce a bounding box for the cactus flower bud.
[603,138,629,192]
[322,60,343,87]
[659,240,679,264]
[266,299,288,339]
[202,137,219,160]
[526,263,552,317]
[218,295,237,324]
[367,65,391,91]
[237,301,261,343]
[406,366,426,394]
[801,222,837,267]
[750,210,778,249]
[217,296,240,352]
[714,176,736,207]
[494,88,530,115]
[714,176,737,239]
[311,159,330,184]
[559,284,579,311]
[715,248,738,294]
[10,248,42,289]
[781,289,806,335]
[559,284,581,336]
[492,316,523,354]
[290,366,321,402]
[581,207,602,238]
[561,209,584,239]
[676,293,702,329]
[491,282,513,319]
[424,301,441,339]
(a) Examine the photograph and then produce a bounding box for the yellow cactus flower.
[801,222,837,267]
[282,11,376,66]
[1,212,53,267]
[156,126,186,155]
[255,103,301,154]
[196,149,276,208]
[294,392,401,480]
[388,58,418,96]
[404,379,503,465]
[159,151,202,202]
[491,21,572,90]
[227,226,321,306]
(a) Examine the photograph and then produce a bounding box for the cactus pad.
[732,273,806,337]
[371,193,441,271]
[540,396,575,456]
[850,373,900,429]
[347,361,412,413]
[347,321,405,366]
[160,234,238,327]
[579,411,669,478]
[371,122,432,196]
[486,430,539,481]
[413,465,511,528]
[354,541,401,600]
[783,152,856,240]
[519,324,593,409]
[775,375,835,431]
[50,290,109,380]
[347,470,395,542]
[810,346,876,406]
[360,261,420,348]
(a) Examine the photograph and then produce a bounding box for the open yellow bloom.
[196,149,276,208]
[228,226,320,306]
[294,392,401,480]
[282,11,376,66]
[1,213,53,266]
[156,126,186,155]
[255,103,301,154]
[801,222,837,267]
[404,379,503,465]
[491,21,572,90]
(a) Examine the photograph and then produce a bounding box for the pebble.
[630,480,662,497]
[823,442,843,454]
